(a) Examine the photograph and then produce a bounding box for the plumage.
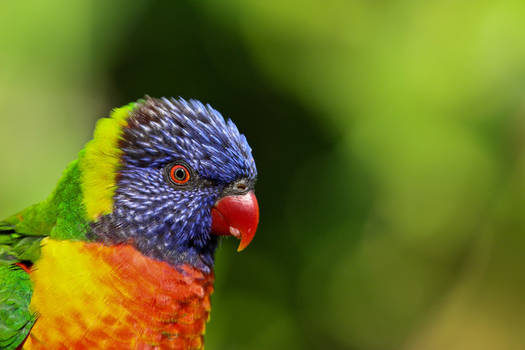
[0,97,259,349]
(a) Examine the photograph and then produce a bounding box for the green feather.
[3,158,89,243]
[0,266,36,350]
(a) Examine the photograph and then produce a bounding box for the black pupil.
[175,168,186,180]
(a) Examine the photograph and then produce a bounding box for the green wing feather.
[0,220,41,350]
[0,220,45,266]
[0,264,36,350]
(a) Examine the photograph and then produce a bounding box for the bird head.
[80,97,259,270]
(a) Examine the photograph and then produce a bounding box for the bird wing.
[0,218,44,349]
[0,264,36,350]
[0,221,43,266]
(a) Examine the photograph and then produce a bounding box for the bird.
[0,96,259,350]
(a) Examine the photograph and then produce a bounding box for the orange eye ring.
[169,164,191,184]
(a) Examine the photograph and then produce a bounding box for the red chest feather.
[25,239,214,350]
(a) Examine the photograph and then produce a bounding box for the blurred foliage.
[2,1,525,349]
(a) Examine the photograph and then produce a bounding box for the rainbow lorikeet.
[0,97,259,350]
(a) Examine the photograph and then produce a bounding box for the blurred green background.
[2,1,525,349]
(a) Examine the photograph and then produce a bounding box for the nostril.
[235,183,247,191]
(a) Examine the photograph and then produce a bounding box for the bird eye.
[169,164,191,185]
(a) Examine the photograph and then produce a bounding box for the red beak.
[210,191,259,251]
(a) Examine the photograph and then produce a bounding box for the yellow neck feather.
[79,103,135,221]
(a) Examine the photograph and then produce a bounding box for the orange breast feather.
[24,238,214,350]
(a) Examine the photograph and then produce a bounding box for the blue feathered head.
[89,97,259,271]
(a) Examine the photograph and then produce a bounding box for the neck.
[89,212,218,273]
[12,159,91,241]
[34,155,218,272]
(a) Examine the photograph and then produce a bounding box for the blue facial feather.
[90,97,257,271]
